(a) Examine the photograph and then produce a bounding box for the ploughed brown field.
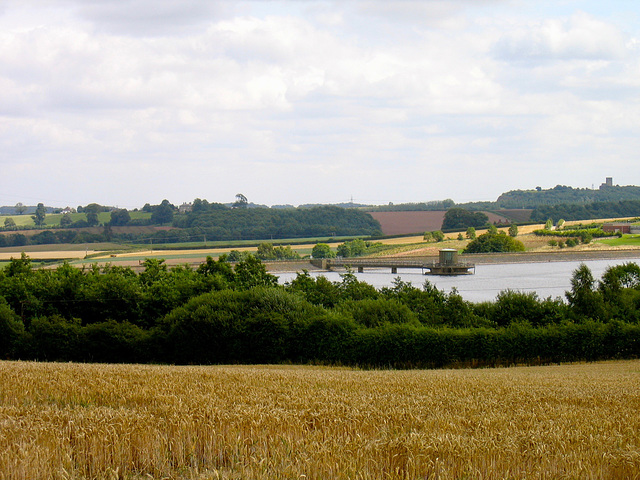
[368,211,448,235]
[368,210,530,236]
[1,360,639,479]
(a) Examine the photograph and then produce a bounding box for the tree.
[566,264,603,319]
[110,209,131,226]
[32,203,46,226]
[60,214,73,227]
[424,231,444,242]
[233,256,278,289]
[432,230,445,242]
[508,224,518,237]
[151,200,174,224]
[4,218,16,229]
[463,231,525,253]
[233,193,248,209]
[191,198,209,213]
[256,243,275,260]
[5,252,32,276]
[14,202,26,215]
[466,227,476,240]
[599,263,640,297]
[336,243,351,258]
[578,231,592,244]
[442,208,489,230]
[312,243,335,259]
[197,255,235,283]
[545,218,553,230]
[0,299,23,358]
[84,203,101,226]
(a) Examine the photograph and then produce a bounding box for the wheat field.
[1,360,639,479]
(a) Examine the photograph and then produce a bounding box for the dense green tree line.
[441,208,489,230]
[2,254,640,367]
[531,200,640,222]
[498,185,640,209]
[171,205,382,241]
[366,200,456,212]
[0,230,106,247]
[0,204,382,246]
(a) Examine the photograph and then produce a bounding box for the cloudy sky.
[1,1,639,209]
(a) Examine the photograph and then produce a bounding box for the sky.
[1,0,639,209]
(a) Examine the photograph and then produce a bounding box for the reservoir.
[277,256,640,303]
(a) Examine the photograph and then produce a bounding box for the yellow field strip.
[0,250,95,260]
[1,360,639,479]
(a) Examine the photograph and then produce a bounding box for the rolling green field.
[0,211,151,227]
[598,234,640,247]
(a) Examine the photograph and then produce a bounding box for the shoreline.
[265,248,640,272]
[460,248,640,265]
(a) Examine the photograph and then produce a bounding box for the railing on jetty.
[314,255,475,275]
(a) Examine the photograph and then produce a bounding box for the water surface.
[277,257,640,302]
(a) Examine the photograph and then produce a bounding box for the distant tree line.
[2,254,640,367]
[531,200,640,223]
[497,184,640,209]
[167,204,382,242]
[0,202,382,246]
[463,229,525,253]
[0,230,107,248]
[441,208,489,230]
[366,199,456,212]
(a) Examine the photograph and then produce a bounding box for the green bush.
[0,298,24,358]
[337,298,419,328]
[463,231,525,253]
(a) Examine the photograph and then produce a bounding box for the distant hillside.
[369,210,524,235]
[367,211,447,235]
[531,200,640,223]
[496,184,640,208]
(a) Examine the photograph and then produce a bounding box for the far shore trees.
[151,200,174,224]
[463,231,525,253]
[59,214,73,227]
[31,203,46,226]
[442,208,489,230]
[110,209,131,226]
[83,203,101,226]
[14,202,26,215]
[466,227,476,239]
[312,243,335,259]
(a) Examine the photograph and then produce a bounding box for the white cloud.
[0,1,639,207]
[495,12,629,61]
[76,0,233,37]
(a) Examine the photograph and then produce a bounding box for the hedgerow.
[2,254,640,368]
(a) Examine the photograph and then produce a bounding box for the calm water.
[277,257,640,303]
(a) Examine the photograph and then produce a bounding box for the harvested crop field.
[368,211,446,235]
[1,360,639,479]
[367,210,531,235]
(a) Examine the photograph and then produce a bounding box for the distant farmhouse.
[178,202,192,213]
[602,222,640,235]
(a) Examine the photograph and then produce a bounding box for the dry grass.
[1,361,640,479]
